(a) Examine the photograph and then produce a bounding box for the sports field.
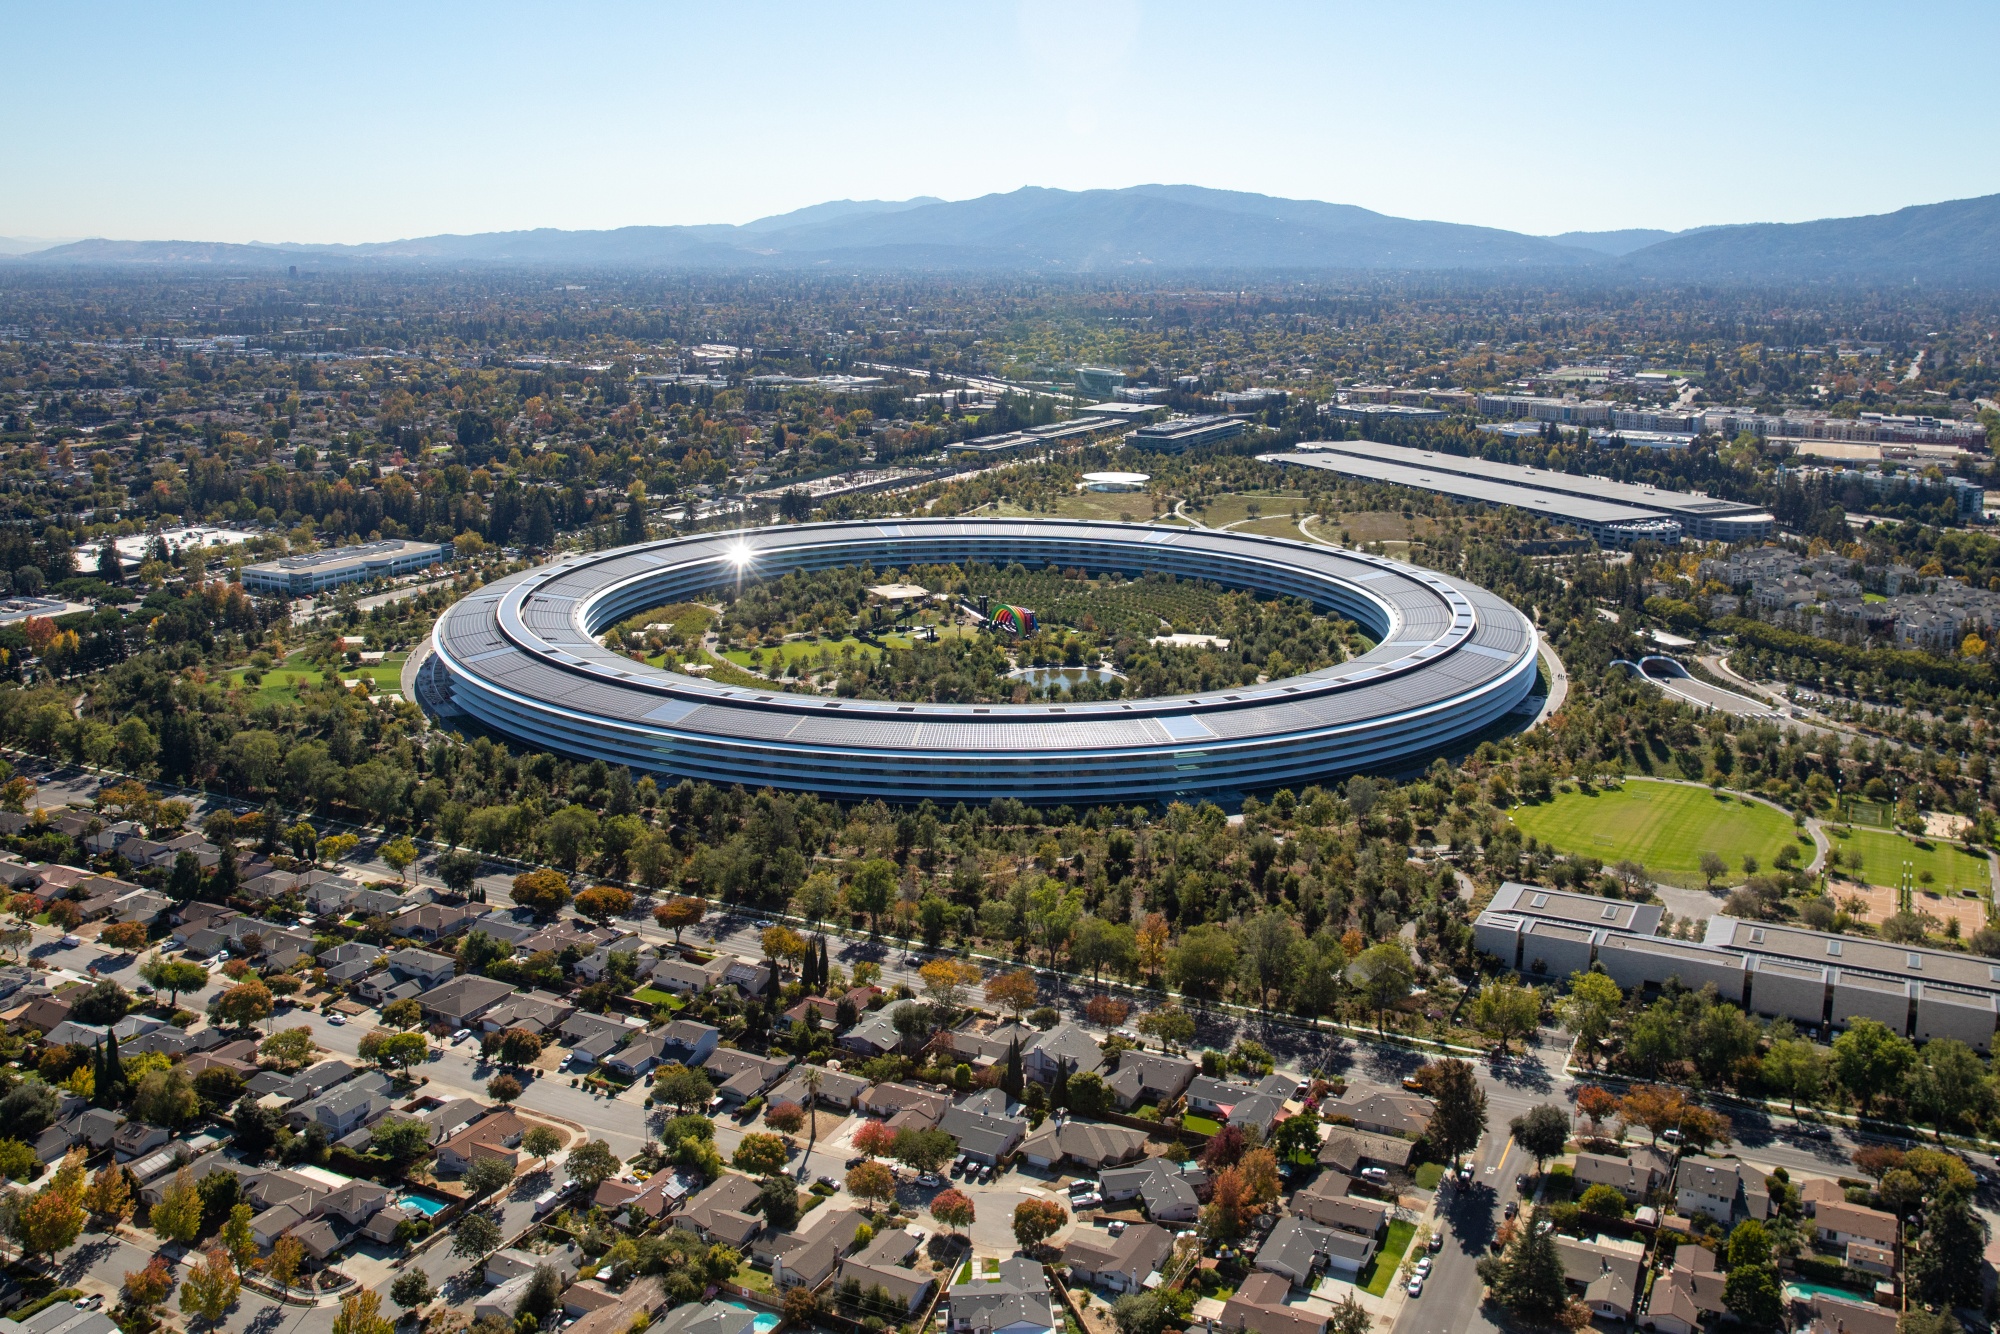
[1508,781,1802,888]
[1826,825,1992,895]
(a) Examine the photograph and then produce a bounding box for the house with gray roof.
[838,1227,935,1312]
[1063,1221,1176,1293]
[560,1011,638,1065]
[702,1048,791,1104]
[1106,1050,1196,1110]
[657,1020,720,1067]
[947,1256,1057,1334]
[1022,1023,1105,1083]
[841,1000,917,1057]
[1017,1116,1148,1171]
[1099,1157,1204,1223]
[1291,1173,1389,1238]
[940,1089,1028,1165]
[1256,1216,1374,1284]
[418,974,516,1027]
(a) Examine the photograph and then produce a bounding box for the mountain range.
[12,185,2000,285]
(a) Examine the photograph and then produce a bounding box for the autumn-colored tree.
[983,969,1038,1018]
[1619,1085,1688,1144]
[764,1101,806,1135]
[14,1178,85,1260]
[179,1247,240,1331]
[1202,1165,1246,1239]
[851,1121,897,1157]
[731,1133,790,1176]
[496,1027,544,1067]
[1083,995,1131,1028]
[654,896,706,943]
[123,1256,176,1312]
[930,1188,975,1234]
[919,958,983,1014]
[1573,1085,1622,1136]
[760,925,806,969]
[1135,913,1169,980]
[331,1288,393,1334]
[1011,1198,1068,1251]
[212,980,273,1028]
[1678,1105,1733,1152]
[1238,1148,1281,1206]
[221,1203,258,1271]
[509,868,571,918]
[267,1232,305,1288]
[486,1073,523,1105]
[845,1160,896,1206]
[84,1162,134,1225]
[574,885,633,923]
[148,1164,204,1244]
[99,921,149,952]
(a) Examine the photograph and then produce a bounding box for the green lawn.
[1359,1220,1417,1296]
[230,651,408,701]
[633,987,683,1008]
[1507,781,1801,889]
[1412,1163,1445,1190]
[1828,826,1992,894]
[724,636,880,671]
[1181,1114,1222,1136]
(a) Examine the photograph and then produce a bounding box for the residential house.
[1100,1158,1206,1224]
[485,1243,582,1288]
[841,1000,918,1058]
[838,1227,935,1312]
[1064,1221,1177,1293]
[1673,1156,1773,1225]
[291,1073,396,1138]
[603,1033,673,1081]
[1184,1076,1260,1119]
[1225,1091,1287,1138]
[37,1107,124,1165]
[1572,1148,1673,1202]
[382,948,457,989]
[389,903,476,944]
[478,991,577,1037]
[1317,1129,1416,1175]
[940,1088,1028,1165]
[1556,1235,1646,1321]
[1799,1177,1848,1216]
[675,1174,765,1249]
[658,1020,721,1068]
[703,1048,790,1104]
[859,1082,948,1130]
[111,1122,171,1162]
[418,975,516,1029]
[1219,1271,1329,1334]
[1291,1174,1390,1239]
[560,1012,640,1066]
[947,1255,1058,1334]
[761,1205,868,1291]
[1641,1245,1726,1334]
[1021,1023,1105,1084]
[1016,1116,1149,1172]
[1255,1217,1374,1284]
[1814,1200,1898,1260]
[1106,1051,1197,1111]
[1804,1293,1899,1334]
[434,1108,528,1175]
[467,908,542,946]
[1323,1091,1433,1138]
[767,1065,870,1112]
[594,1169,697,1226]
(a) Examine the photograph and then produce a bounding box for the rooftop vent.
[1827,941,1843,956]
[1529,893,1549,909]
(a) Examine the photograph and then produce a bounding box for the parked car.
[328,1014,347,1026]
[59,935,80,948]
[1504,1201,1519,1219]
[978,1164,994,1183]
[817,1175,840,1191]
[1072,1192,1102,1209]
[1414,1257,1432,1277]
[1406,1277,1423,1298]
[1428,1232,1443,1253]
[451,1028,472,1044]
[1106,1220,1127,1237]
[845,1156,866,1169]
[915,1172,942,1189]
[1457,1164,1473,1185]
[1360,1167,1389,1185]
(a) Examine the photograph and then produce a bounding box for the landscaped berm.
[1507,780,1801,890]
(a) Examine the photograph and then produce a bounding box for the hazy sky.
[5,0,1993,245]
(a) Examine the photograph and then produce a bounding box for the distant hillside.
[1617,194,2000,284]
[14,187,2000,285]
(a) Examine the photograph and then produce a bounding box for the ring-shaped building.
[426,519,1539,803]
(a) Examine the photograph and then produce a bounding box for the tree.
[71,978,133,1026]
[1722,1264,1782,1329]
[495,1027,544,1068]
[381,836,419,882]
[123,1256,176,1313]
[1578,1184,1629,1217]
[1557,972,1622,1065]
[846,1160,896,1206]
[369,1118,435,1168]
[1328,1293,1372,1334]
[381,997,424,1031]
[451,1211,504,1264]
[359,1029,430,1075]
[1698,850,1729,891]
[1167,925,1239,1004]
[390,1269,435,1314]
[461,1153,513,1199]
[13,1178,84,1261]
[1691,1003,1760,1087]
[1012,1198,1068,1251]
[1418,1058,1488,1167]
[132,1068,199,1128]
[332,1287,394,1334]
[983,969,1038,1018]
[1905,1038,1990,1139]
[1271,1114,1321,1165]
[1137,1006,1196,1053]
[1619,1085,1688,1144]
[654,896,706,943]
[100,921,149,952]
[139,953,209,1007]
[220,1202,258,1271]
[851,1121,897,1159]
[85,1162,133,1225]
[890,1127,957,1176]
[148,1164,204,1244]
[1762,1031,1829,1114]
[522,1125,564,1166]
[212,980,273,1027]
[1907,1185,1986,1310]
[1832,1018,1918,1116]
[1350,942,1415,1032]
[436,848,484,897]
[919,958,984,1015]
[1475,1221,1569,1324]
[268,1232,306,1289]
[1677,1105,1733,1153]
[486,1073,523,1105]
[731,1133,789,1176]
[1470,981,1542,1054]
[759,924,806,972]
[509,868,571,918]
[847,859,898,933]
[654,1064,713,1113]
[178,1247,240,1332]
[781,1286,821,1328]
[765,1101,807,1135]
[1573,1085,1621,1136]
[259,1026,320,1072]
[565,1139,621,1189]
[1510,1105,1571,1174]
[756,1176,800,1231]
[576,885,633,923]
[930,1187,974,1234]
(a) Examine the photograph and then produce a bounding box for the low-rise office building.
[241,540,450,597]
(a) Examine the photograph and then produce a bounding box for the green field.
[1181,1114,1223,1137]
[1827,826,1992,894]
[1508,781,1801,889]
[1358,1220,1417,1296]
[724,636,881,671]
[229,652,407,702]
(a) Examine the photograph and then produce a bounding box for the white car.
[59,934,81,948]
[1414,1257,1432,1276]
[451,1028,472,1044]
[327,1014,347,1026]
[1406,1277,1424,1298]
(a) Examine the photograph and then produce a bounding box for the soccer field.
[1508,781,1804,889]
[1827,825,1992,895]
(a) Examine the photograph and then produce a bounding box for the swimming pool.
[1784,1281,1872,1304]
[722,1302,781,1334]
[398,1193,449,1218]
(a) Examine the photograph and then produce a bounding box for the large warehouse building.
[1476,882,1998,1051]
[424,519,1541,804]
[1263,440,1774,546]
